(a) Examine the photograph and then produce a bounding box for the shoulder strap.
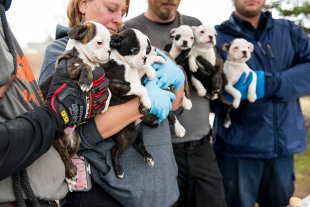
[0,3,16,97]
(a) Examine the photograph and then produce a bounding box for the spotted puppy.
[53,21,111,185]
[105,28,164,178]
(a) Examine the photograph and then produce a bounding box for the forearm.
[172,84,184,110]
[0,105,62,180]
[94,98,143,138]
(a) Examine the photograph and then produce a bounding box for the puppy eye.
[191,37,194,39]
[200,30,204,34]
[130,47,139,54]
[97,41,103,45]
[175,34,181,41]
[146,45,151,55]
[233,46,239,50]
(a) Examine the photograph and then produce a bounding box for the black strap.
[0,3,17,75]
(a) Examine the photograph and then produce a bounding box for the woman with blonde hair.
[39,0,185,206]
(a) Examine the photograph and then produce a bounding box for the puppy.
[222,38,257,128]
[45,21,112,185]
[104,28,164,178]
[187,24,226,99]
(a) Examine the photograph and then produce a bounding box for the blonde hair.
[67,0,130,28]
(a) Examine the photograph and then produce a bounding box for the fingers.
[156,49,167,60]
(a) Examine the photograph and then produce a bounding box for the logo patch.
[61,110,69,124]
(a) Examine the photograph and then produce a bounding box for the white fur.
[223,38,257,108]
[110,29,159,110]
[170,25,195,59]
[189,25,217,72]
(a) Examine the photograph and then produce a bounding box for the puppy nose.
[209,35,213,40]
[182,40,188,47]
[143,56,147,64]
[108,50,111,54]
[242,51,247,56]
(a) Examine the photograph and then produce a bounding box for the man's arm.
[0,105,63,180]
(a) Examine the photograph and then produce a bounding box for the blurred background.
[6,0,310,199]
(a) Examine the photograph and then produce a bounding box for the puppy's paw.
[116,172,124,179]
[141,96,151,109]
[223,120,231,128]
[66,176,77,186]
[144,156,154,167]
[174,120,186,137]
[232,99,240,108]
[155,56,166,64]
[182,97,192,110]
[197,87,207,97]
[247,92,257,103]
[146,68,156,80]
[80,82,93,92]
[189,62,198,72]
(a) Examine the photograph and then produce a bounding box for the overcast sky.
[7,0,233,47]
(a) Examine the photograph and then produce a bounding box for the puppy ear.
[68,24,90,41]
[222,43,230,52]
[191,26,197,32]
[248,42,254,53]
[110,34,123,48]
[170,28,176,38]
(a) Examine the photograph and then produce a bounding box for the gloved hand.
[222,72,253,103]
[223,70,265,104]
[47,61,110,128]
[144,78,176,123]
[255,70,265,99]
[152,49,185,91]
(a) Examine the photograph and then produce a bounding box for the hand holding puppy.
[47,65,110,128]
[152,49,185,91]
[145,78,176,123]
[222,71,265,104]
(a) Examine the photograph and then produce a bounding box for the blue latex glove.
[145,78,176,123]
[152,49,185,91]
[223,72,253,103]
[223,71,265,103]
[255,70,265,99]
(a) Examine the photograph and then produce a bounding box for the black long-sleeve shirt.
[0,105,63,180]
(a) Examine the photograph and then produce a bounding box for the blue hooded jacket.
[212,12,310,158]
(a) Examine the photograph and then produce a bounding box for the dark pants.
[173,135,226,207]
[61,180,123,207]
[218,155,294,207]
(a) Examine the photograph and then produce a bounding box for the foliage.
[265,0,310,34]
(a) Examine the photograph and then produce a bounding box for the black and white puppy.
[104,28,163,178]
[188,24,226,99]
[44,21,112,185]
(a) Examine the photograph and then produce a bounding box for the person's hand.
[222,72,253,103]
[47,62,110,128]
[255,70,265,99]
[222,70,265,104]
[152,49,185,91]
[144,78,176,123]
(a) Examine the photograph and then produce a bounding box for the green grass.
[294,97,310,197]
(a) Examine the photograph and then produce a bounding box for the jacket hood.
[55,24,69,40]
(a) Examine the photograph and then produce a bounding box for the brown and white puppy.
[53,21,112,186]
[222,38,257,109]
[104,28,163,179]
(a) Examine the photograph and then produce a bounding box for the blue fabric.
[212,11,310,158]
[218,156,294,207]
[152,49,185,91]
[255,70,265,99]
